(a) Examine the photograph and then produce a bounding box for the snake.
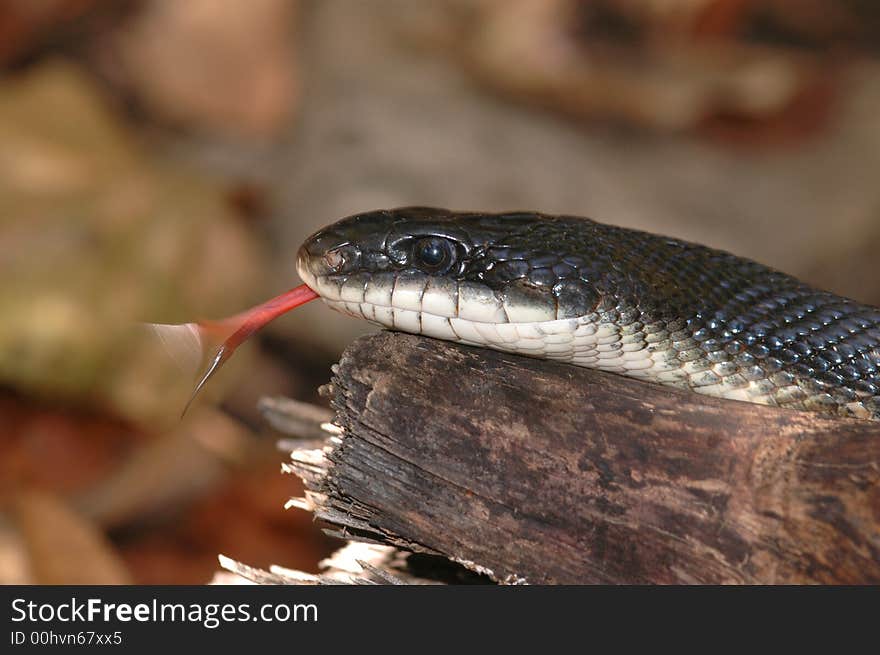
[293,206,880,421]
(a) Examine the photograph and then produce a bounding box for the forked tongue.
[150,284,319,416]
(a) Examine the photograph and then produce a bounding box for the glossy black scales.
[298,207,880,421]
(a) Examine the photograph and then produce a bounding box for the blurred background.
[2,0,880,584]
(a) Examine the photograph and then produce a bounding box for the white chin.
[320,297,614,367]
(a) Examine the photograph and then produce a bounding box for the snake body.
[296,207,880,420]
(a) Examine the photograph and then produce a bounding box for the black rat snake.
[295,207,880,421]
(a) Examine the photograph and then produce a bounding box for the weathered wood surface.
[284,331,880,584]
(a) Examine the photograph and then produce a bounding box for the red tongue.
[182,283,319,416]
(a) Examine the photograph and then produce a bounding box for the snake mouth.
[297,267,578,326]
[295,252,645,367]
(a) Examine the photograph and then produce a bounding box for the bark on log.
[284,331,880,584]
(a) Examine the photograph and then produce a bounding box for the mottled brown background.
[1,0,879,583]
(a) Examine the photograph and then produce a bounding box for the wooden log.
[283,331,880,584]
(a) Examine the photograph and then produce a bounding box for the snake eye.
[414,237,456,274]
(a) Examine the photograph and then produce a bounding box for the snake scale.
[295,207,880,421]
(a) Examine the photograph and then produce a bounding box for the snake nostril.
[323,249,345,271]
[317,244,360,275]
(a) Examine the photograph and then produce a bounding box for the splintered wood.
[225,331,880,585]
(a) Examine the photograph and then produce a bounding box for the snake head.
[296,207,608,341]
